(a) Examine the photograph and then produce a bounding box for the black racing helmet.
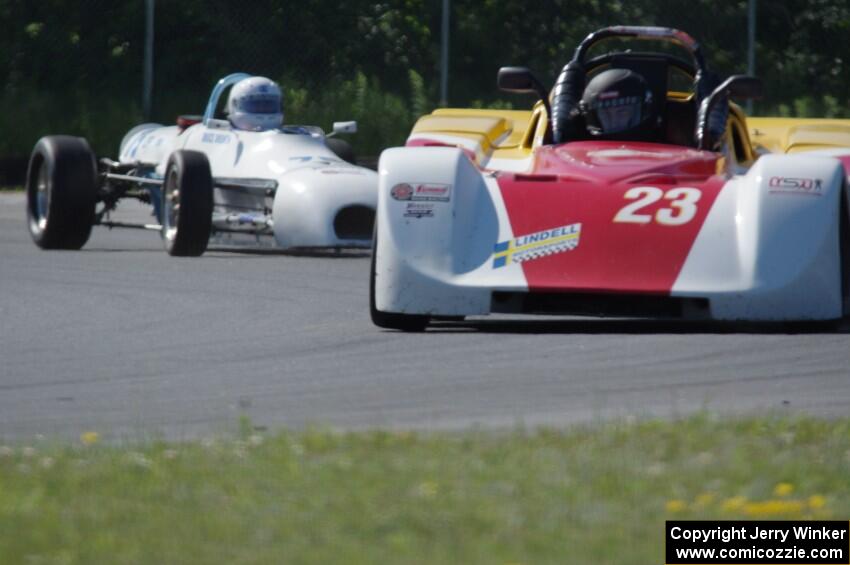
[580,68,654,136]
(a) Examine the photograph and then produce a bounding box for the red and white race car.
[370,26,850,330]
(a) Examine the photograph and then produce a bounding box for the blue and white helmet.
[227,76,283,131]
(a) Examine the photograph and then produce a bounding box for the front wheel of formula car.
[25,135,97,249]
[161,150,213,257]
[326,138,356,165]
[369,230,429,332]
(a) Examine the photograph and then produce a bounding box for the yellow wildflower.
[721,496,747,513]
[743,499,804,517]
[808,495,826,509]
[773,482,794,497]
[694,493,715,508]
[666,499,687,513]
[80,431,100,445]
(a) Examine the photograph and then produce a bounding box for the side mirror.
[497,67,551,118]
[696,75,763,150]
[329,121,357,137]
[498,67,540,93]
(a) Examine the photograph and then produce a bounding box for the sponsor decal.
[391,183,414,200]
[597,95,640,108]
[492,222,581,268]
[768,176,823,196]
[201,132,231,144]
[403,203,435,218]
[391,183,452,202]
[414,183,451,201]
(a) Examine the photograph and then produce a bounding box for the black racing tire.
[25,135,97,250]
[161,150,213,257]
[369,226,429,332]
[326,137,356,165]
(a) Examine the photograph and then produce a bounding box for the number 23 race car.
[371,26,850,330]
[26,72,377,256]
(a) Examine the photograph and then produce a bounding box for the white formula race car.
[26,73,377,256]
[371,26,850,330]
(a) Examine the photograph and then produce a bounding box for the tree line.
[1,0,848,161]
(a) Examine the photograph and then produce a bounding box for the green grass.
[1,415,847,564]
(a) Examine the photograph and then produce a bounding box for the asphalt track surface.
[1,192,849,442]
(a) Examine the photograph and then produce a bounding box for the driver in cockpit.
[227,76,283,132]
[579,68,656,139]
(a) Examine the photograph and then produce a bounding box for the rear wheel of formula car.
[25,135,97,250]
[326,138,356,165]
[369,229,429,331]
[161,150,213,257]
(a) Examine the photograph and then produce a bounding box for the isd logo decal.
[492,223,581,268]
[768,176,823,196]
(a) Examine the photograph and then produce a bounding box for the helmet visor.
[238,96,281,114]
[596,96,642,133]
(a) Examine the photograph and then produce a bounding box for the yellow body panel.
[748,117,850,154]
[409,106,850,167]
[424,108,534,147]
[410,108,535,162]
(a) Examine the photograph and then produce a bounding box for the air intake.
[333,205,375,240]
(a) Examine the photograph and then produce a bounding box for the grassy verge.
[1,415,847,564]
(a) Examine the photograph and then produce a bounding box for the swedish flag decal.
[492,241,511,268]
[492,222,581,268]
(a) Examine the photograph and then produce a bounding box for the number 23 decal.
[613,186,701,226]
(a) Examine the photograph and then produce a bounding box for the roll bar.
[572,26,706,72]
[202,72,251,125]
